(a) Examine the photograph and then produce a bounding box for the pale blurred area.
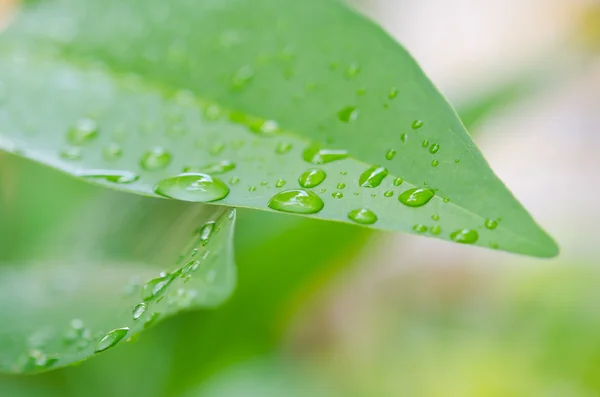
[277,1,600,396]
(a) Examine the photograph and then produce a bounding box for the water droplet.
[20,350,59,371]
[388,88,398,99]
[332,191,343,199]
[384,190,394,198]
[182,260,200,276]
[485,219,498,230]
[199,221,215,243]
[154,173,229,202]
[303,146,348,164]
[393,177,404,186]
[231,65,254,89]
[359,166,388,188]
[400,133,408,143]
[443,197,451,203]
[140,147,172,171]
[430,225,442,235]
[455,158,461,163]
[268,189,324,214]
[183,160,235,175]
[95,328,129,353]
[276,142,292,154]
[249,119,280,137]
[249,186,257,192]
[422,140,430,148]
[260,180,268,186]
[229,176,240,185]
[67,118,98,145]
[142,274,175,301]
[276,179,286,188]
[345,63,361,78]
[431,160,439,167]
[385,149,397,160]
[338,106,359,123]
[450,229,479,244]
[431,214,440,221]
[60,147,82,161]
[412,120,424,130]
[398,188,435,207]
[337,182,346,190]
[348,208,377,225]
[413,224,428,233]
[132,303,147,320]
[79,170,139,184]
[103,142,123,161]
[429,143,440,154]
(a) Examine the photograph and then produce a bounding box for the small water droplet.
[276,142,292,154]
[345,63,361,78]
[303,146,348,164]
[450,229,479,244]
[413,224,428,233]
[95,328,129,353]
[388,88,399,99]
[260,180,268,186]
[132,303,147,320]
[400,133,408,143]
[359,166,388,188]
[248,119,280,137]
[231,65,254,89]
[79,170,139,184]
[455,158,461,163]
[338,106,359,123]
[154,173,229,202]
[412,120,424,130]
[431,160,439,167]
[20,350,59,371]
[142,274,175,301]
[399,188,435,207]
[229,176,240,185]
[385,149,397,160]
[337,182,346,190]
[422,140,430,148]
[140,147,172,171]
[60,147,82,161]
[443,197,451,203]
[429,143,440,154]
[198,221,215,243]
[348,208,377,225]
[67,118,98,145]
[103,142,123,161]
[276,179,287,188]
[182,260,200,275]
[249,186,257,192]
[431,214,440,221]
[393,177,404,186]
[430,225,442,235]
[268,189,324,214]
[184,160,235,175]
[485,219,498,230]
[332,191,343,199]
[384,190,394,197]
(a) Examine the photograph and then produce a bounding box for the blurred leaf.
[0,171,236,374]
[0,0,556,257]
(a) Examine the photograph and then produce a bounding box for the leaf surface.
[0,0,557,256]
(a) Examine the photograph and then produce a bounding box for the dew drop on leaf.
[347,208,378,225]
[298,168,326,188]
[142,273,176,301]
[67,118,98,145]
[198,221,215,243]
[140,147,172,171]
[430,225,442,235]
[384,190,394,198]
[276,142,292,154]
[229,176,240,185]
[267,189,324,214]
[385,149,397,160]
[132,303,147,320]
[276,179,287,188]
[19,350,59,372]
[337,182,346,190]
[388,87,399,99]
[154,173,229,202]
[431,214,440,221]
[103,142,123,161]
[95,328,129,353]
[183,160,236,175]
[303,146,348,164]
[398,188,435,207]
[332,191,343,199]
[79,170,139,184]
[345,62,361,78]
[338,106,359,123]
[393,177,404,186]
[400,133,408,143]
[450,229,479,244]
[60,147,82,161]
[412,120,424,130]
[422,140,430,148]
[431,160,439,167]
[413,224,428,233]
[429,143,440,154]
[359,166,388,188]
[485,219,499,230]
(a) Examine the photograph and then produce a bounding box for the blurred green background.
[2,0,600,395]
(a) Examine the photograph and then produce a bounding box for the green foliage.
[0,0,557,256]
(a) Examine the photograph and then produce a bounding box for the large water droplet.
[450,229,479,244]
[67,118,98,145]
[359,166,388,188]
[140,147,172,171]
[154,173,229,202]
[429,143,440,154]
[198,221,215,243]
[338,106,359,123]
[412,120,424,130]
[132,303,147,320]
[303,146,348,164]
[183,160,235,175]
[485,219,498,230]
[348,208,377,225]
[142,274,175,301]
[268,189,324,214]
[298,168,326,188]
[79,170,139,184]
[95,328,129,353]
[398,188,435,207]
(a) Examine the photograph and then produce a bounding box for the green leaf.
[0,163,236,374]
[0,0,557,257]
